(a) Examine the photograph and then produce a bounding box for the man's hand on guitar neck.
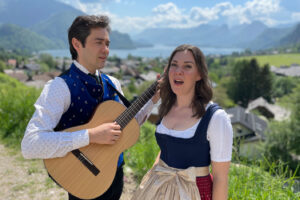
[88,122,121,144]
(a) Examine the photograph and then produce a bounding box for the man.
[21,15,158,200]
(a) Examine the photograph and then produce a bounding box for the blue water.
[39,44,243,59]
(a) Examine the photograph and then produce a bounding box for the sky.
[57,0,300,34]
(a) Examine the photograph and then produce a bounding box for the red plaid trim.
[196,174,213,200]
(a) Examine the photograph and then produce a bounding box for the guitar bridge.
[71,149,100,176]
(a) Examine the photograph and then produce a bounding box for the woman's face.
[168,50,201,97]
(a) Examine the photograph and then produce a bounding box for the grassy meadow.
[236,53,300,67]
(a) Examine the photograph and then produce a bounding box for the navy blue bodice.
[155,103,221,169]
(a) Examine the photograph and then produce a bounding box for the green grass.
[229,163,299,199]
[0,73,40,148]
[236,53,300,67]
[124,121,160,182]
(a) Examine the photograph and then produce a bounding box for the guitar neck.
[115,81,158,129]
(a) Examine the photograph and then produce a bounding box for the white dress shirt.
[21,61,155,159]
[156,102,233,162]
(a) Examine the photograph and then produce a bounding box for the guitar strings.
[116,82,158,129]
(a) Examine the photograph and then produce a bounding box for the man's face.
[76,27,110,74]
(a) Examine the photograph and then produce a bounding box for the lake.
[39,44,243,59]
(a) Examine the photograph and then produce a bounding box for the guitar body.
[44,100,140,199]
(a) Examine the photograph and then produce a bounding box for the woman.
[132,44,233,200]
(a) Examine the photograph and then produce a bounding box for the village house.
[122,59,140,70]
[270,64,300,77]
[226,105,268,158]
[7,59,17,68]
[101,66,120,75]
[4,69,28,82]
[246,97,291,121]
[23,63,41,74]
[55,57,72,72]
[139,71,157,82]
[25,71,61,88]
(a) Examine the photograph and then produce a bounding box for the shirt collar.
[73,60,100,76]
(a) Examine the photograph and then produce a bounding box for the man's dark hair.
[68,15,111,60]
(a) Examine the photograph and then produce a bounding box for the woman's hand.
[152,74,163,104]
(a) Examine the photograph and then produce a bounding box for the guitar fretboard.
[115,81,158,129]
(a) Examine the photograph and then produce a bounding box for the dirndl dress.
[132,159,211,200]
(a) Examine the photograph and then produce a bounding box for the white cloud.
[292,12,300,21]
[245,0,280,16]
[152,2,181,15]
[150,3,186,27]
[220,0,281,26]
[58,0,286,33]
[189,2,233,23]
[58,0,106,14]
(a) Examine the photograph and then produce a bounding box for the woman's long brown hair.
[158,44,213,119]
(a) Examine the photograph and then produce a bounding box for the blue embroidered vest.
[55,63,124,167]
[155,103,221,169]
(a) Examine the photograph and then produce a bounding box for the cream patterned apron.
[131,159,209,200]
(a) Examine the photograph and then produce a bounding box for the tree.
[228,59,273,107]
[0,60,6,72]
[39,53,56,70]
[257,64,273,102]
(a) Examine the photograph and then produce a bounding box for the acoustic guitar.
[44,79,159,199]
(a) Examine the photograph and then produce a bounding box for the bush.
[273,76,298,98]
[213,78,235,108]
[0,60,6,72]
[124,121,159,182]
[263,85,300,177]
[0,73,40,148]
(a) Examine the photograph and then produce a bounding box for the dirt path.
[0,143,137,200]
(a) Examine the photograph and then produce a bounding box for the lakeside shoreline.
[39,45,244,59]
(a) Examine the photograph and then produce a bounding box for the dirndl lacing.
[132,159,209,200]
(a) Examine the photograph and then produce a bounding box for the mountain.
[110,31,135,49]
[277,23,300,47]
[134,22,267,48]
[179,24,232,47]
[0,0,136,51]
[0,0,298,52]
[31,9,135,49]
[245,27,293,50]
[0,24,56,52]
[31,10,84,48]
[231,21,268,46]
[134,24,233,47]
[134,27,179,45]
[133,21,299,51]
[0,0,77,27]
